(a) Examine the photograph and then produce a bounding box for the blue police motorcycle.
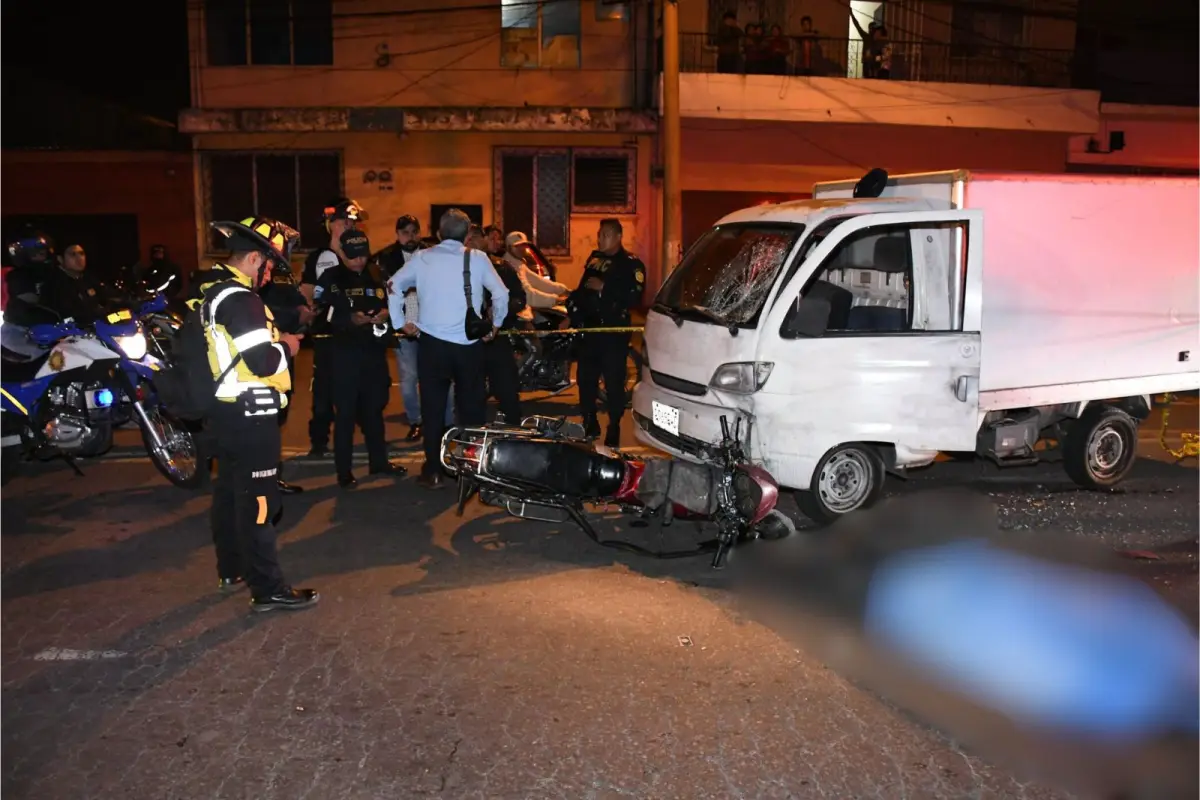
[1,298,202,488]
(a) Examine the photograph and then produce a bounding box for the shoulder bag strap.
[461,249,474,310]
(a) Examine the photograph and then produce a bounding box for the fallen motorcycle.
[440,414,794,568]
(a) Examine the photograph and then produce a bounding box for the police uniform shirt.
[302,247,344,334]
[39,266,108,323]
[576,247,646,327]
[316,263,392,347]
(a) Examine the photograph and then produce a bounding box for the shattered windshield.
[654,224,803,328]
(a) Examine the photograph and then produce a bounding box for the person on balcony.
[743,23,769,74]
[767,24,791,75]
[715,11,742,74]
[795,16,822,76]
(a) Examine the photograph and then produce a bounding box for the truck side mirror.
[781,296,831,339]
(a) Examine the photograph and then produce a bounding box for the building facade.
[185,0,1153,285]
[182,0,658,289]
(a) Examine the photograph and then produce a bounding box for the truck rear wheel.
[795,443,885,526]
[1063,405,1138,489]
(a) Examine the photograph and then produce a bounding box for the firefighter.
[201,216,318,613]
[299,197,366,458]
[571,218,645,447]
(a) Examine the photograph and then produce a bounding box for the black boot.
[604,423,621,449]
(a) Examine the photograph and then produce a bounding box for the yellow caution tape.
[1158,393,1199,460]
[309,326,644,340]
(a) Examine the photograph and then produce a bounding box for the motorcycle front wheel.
[137,406,206,489]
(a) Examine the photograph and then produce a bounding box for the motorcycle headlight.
[114,332,148,360]
[709,361,773,394]
[732,468,763,520]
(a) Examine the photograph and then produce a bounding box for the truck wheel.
[1063,405,1138,489]
[795,443,885,526]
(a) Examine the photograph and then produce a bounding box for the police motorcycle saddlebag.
[483,437,625,498]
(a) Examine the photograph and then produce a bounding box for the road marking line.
[34,648,129,662]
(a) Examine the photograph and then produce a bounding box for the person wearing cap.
[468,225,525,423]
[316,228,407,488]
[387,209,509,489]
[505,232,569,311]
[196,216,318,613]
[371,214,453,442]
[299,198,366,458]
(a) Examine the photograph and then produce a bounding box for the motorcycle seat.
[1,351,50,383]
[485,438,625,498]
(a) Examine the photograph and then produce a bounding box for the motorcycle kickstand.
[566,504,602,546]
[455,477,478,517]
[62,454,85,478]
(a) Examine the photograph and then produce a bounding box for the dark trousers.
[417,333,486,477]
[209,402,287,597]
[578,334,630,426]
[308,339,335,449]
[483,336,522,424]
[331,343,390,477]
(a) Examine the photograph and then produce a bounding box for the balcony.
[680,33,1074,89]
[671,32,1098,135]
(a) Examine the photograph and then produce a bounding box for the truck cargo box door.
[756,210,984,460]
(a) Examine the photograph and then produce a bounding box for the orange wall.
[680,120,1072,193]
[190,0,641,109]
[1,151,199,275]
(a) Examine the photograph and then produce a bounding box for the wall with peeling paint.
[193,131,660,291]
[189,0,645,110]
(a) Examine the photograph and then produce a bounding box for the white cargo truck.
[632,169,1199,524]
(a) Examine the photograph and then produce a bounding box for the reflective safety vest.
[202,282,292,409]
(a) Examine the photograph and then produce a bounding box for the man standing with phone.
[316,229,407,488]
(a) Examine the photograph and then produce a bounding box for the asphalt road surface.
[3,350,1196,799]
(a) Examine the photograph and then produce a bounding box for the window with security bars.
[205,0,334,66]
[494,147,636,255]
[204,152,343,252]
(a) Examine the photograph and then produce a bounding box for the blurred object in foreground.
[732,489,1199,800]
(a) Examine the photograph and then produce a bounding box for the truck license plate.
[651,401,680,437]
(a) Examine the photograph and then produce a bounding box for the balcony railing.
[680,33,1074,89]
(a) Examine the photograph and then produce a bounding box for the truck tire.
[1063,405,1138,490]
[795,443,885,526]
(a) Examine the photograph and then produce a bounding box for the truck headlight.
[709,361,773,394]
[114,332,148,361]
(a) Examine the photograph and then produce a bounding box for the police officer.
[317,228,407,488]
[572,218,645,447]
[259,254,315,495]
[2,232,58,358]
[300,198,366,458]
[201,217,317,612]
[468,225,525,423]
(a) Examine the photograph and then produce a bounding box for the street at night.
[3,352,1196,799]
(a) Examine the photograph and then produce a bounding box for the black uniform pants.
[577,333,630,425]
[483,336,522,424]
[209,401,287,597]
[308,338,336,449]
[331,343,391,477]
[417,334,486,477]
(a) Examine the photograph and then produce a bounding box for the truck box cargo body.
[812,171,1200,407]
[632,169,1199,524]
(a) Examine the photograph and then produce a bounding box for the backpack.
[155,290,243,421]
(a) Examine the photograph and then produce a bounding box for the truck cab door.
[753,209,984,486]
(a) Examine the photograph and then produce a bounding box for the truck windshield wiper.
[652,302,683,326]
[677,304,740,337]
